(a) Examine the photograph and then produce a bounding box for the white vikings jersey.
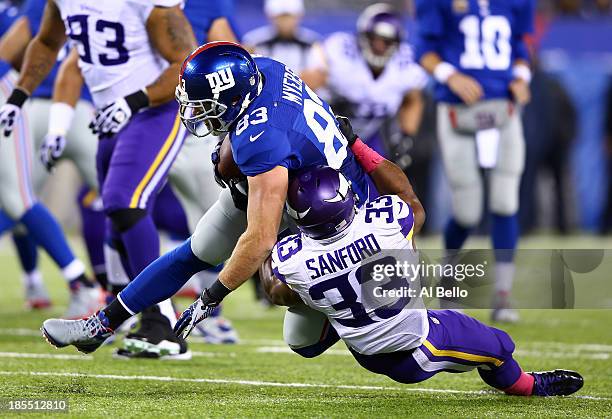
[308,32,429,140]
[54,0,180,108]
[271,195,429,355]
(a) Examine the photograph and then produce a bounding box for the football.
[217,134,244,182]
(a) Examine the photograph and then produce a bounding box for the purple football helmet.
[286,166,357,239]
[357,3,404,70]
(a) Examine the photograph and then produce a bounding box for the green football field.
[0,235,611,418]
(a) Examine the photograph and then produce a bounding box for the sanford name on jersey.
[271,195,429,355]
[305,233,381,281]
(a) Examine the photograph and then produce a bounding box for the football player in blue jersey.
[415,0,534,322]
[40,42,418,358]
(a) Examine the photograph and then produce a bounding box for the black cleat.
[530,369,584,396]
[119,306,191,360]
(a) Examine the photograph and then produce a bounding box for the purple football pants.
[350,310,522,390]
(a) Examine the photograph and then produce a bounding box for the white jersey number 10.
[459,15,512,71]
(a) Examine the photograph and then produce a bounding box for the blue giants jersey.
[230,57,371,204]
[415,0,534,104]
[184,0,240,44]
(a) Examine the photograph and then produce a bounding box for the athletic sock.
[119,214,160,276]
[118,239,213,314]
[68,272,95,291]
[503,371,535,396]
[103,298,132,330]
[12,233,38,274]
[19,203,79,270]
[444,218,471,250]
[157,298,178,328]
[22,269,43,288]
[491,214,519,304]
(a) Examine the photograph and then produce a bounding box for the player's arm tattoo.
[146,5,197,107]
[16,0,66,95]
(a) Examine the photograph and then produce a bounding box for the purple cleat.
[530,369,584,396]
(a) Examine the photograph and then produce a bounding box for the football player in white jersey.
[251,115,582,396]
[302,3,428,161]
[0,0,197,359]
[257,163,582,396]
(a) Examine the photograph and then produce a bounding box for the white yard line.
[0,328,42,336]
[191,351,237,358]
[2,328,611,361]
[0,370,608,401]
[0,351,92,360]
[256,346,351,356]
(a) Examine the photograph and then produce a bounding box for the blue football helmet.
[176,41,262,137]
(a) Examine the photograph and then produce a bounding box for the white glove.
[40,102,74,171]
[39,133,66,171]
[0,104,21,137]
[0,88,29,137]
[90,97,132,136]
[90,90,149,136]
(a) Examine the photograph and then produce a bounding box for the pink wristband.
[350,138,384,173]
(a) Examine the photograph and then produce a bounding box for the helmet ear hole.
[231,95,242,106]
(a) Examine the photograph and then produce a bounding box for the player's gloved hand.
[0,88,29,137]
[447,73,483,105]
[39,133,66,171]
[90,89,149,136]
[174,280,232,339]
[335,115,358,146]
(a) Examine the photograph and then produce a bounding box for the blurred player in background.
[0,0,198,359]
[243,0,320,74]
[0,0,100,318]
[415,0,534,322]
[302,3,427,165]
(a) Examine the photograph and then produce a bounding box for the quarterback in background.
[415,0,534,322]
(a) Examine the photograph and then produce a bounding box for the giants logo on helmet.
[205,67,236,95]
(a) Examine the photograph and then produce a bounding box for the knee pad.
[490,172,520,216]
[108,208,147,233]
[451,184,483,227]
[283,305,339,358]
